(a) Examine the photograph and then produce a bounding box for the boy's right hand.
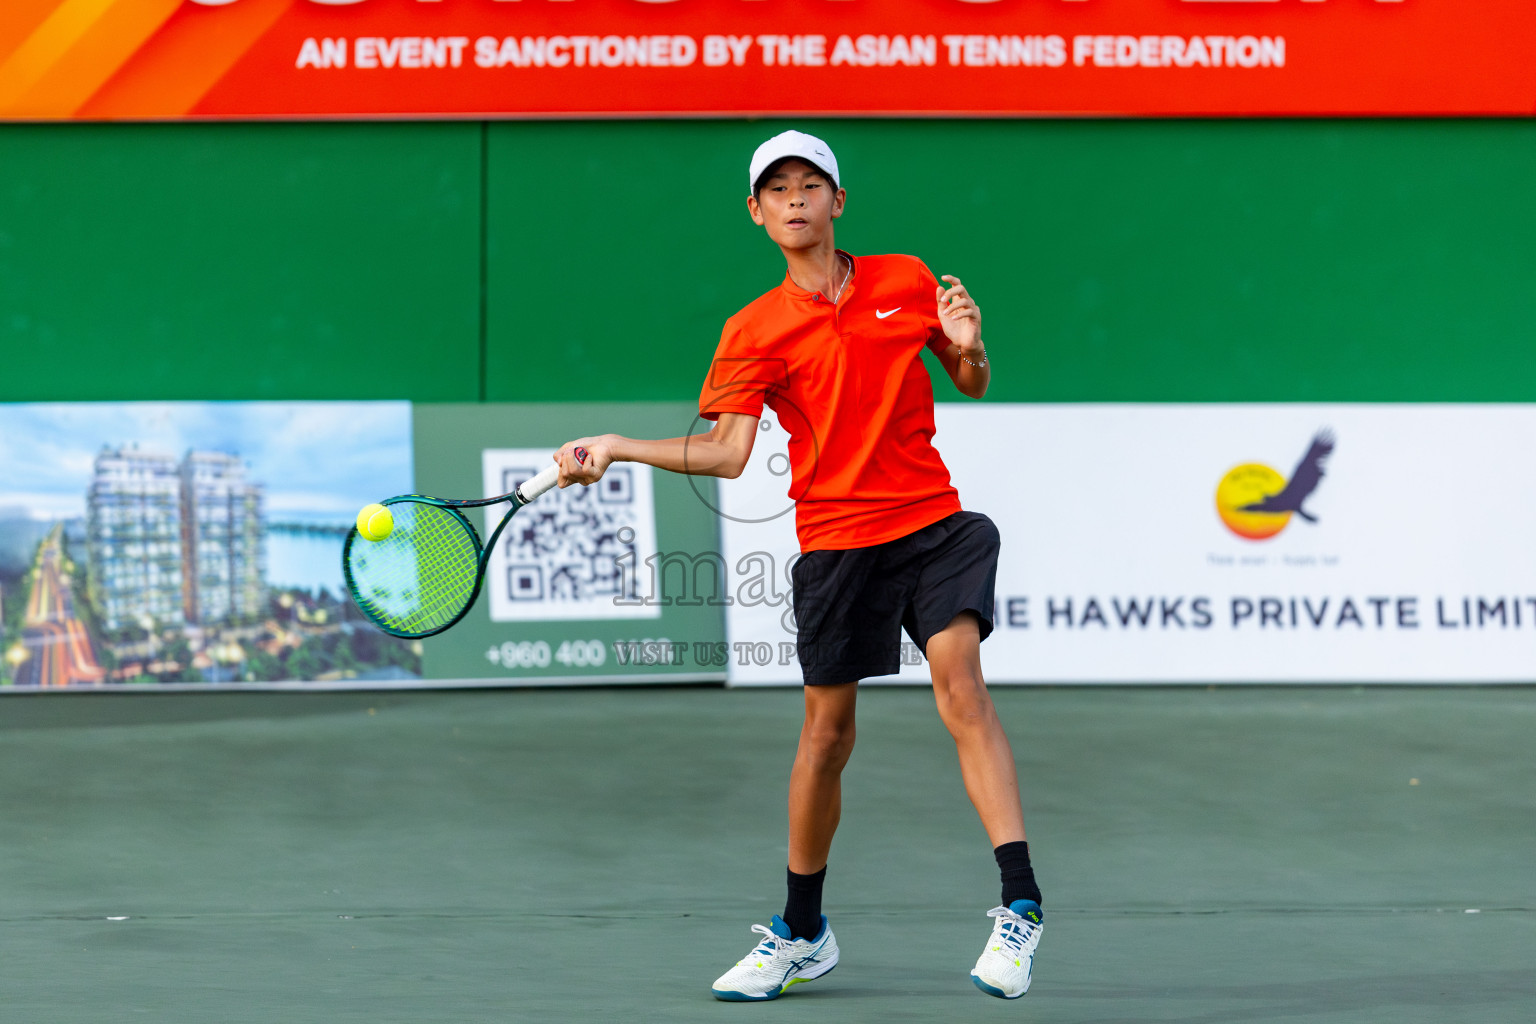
[554,435,616,487]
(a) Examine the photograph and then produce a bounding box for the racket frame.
[342,458,571,639]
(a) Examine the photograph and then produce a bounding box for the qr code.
[480,449,661,622]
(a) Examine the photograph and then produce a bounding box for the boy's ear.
[830,188,846,220]
[747,195,767,226]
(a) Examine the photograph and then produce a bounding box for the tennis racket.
[342,448,586,639]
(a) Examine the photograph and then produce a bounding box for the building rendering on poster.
[1,0,1532,120]
[0,402,416,689]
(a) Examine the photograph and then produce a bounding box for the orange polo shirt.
[699,252,962,552]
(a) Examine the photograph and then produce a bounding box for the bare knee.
[798,717,856,774]
[933,674,996,733]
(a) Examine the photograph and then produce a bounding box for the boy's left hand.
[936,275,983,356]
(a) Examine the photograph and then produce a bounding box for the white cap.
[748,130,840,196]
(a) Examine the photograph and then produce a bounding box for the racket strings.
[346,502,481,635]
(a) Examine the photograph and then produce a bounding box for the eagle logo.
[1215,431,1335,541]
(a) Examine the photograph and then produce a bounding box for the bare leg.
[787,681,858,874]
[926,614,1026,846]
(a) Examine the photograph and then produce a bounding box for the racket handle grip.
[516,447,588,503]
[517,464,560,503]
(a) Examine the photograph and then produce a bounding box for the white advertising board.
[719,405,1536,685]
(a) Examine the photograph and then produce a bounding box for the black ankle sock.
[995,841,1042,907]
[783,866,826,940]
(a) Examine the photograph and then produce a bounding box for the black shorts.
[790,511,1000,685]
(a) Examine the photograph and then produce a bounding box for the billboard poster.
[721,404,1536,685]
[411,403,727,685]
[0,401,418,689]
[1,0,1532,122]
[0,400,733,690]
[10,400,1533,689]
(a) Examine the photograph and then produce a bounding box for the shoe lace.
[986,906,1039,957]
[742,923,783,964]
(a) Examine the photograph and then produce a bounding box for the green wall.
[0,123,480,401]
[3,119,1533,404]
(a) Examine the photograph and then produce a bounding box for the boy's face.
[747,159,846,252]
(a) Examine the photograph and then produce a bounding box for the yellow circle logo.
[1216,463,1291,540]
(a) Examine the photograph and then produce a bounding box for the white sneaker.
[710,914,839,1001]
[970,899,1043,999]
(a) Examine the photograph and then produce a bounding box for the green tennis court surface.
[2,686,1531,1023]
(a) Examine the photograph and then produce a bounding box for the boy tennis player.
[554,130,1042,1001]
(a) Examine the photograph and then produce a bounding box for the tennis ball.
[356,503,394,542]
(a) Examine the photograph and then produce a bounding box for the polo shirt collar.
[780,250,856,303]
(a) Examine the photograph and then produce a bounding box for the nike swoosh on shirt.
[876,308,901,319]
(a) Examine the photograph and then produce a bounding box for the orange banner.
[1,0,1532,121]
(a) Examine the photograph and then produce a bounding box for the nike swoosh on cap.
[876,308,901,319]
